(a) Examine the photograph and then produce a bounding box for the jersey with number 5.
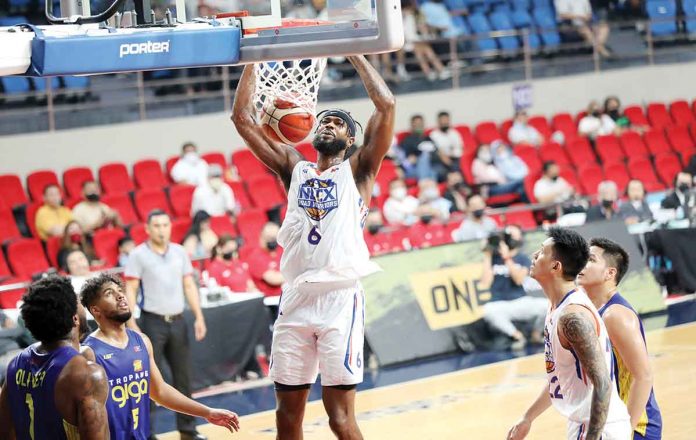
[5,344,81,440]
[278,160,380,289]
[544,289,629,425]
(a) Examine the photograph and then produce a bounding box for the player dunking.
[507,228,630,440]
[0,275,110,440]
[577,238,662,439]
[232,55,394,439]
[80,273,240,440]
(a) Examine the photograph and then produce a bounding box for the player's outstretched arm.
[231,64,302,188]
[558,305,611,440]
[0,374,17,440]
[507,384,551,440]
[142,334,240,434]
[72,361,110,440]
[347,55,396,181]
[603,305,653,430]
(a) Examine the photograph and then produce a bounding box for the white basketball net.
[254,58,327,115]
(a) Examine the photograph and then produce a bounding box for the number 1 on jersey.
[25,393,35,440]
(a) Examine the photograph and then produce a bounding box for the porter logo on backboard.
[119,40,171,58]
[409,263,491,330]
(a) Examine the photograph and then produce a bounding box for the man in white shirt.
[451,194,499,242]
[190,164,237,217]
[533,161,574,204]
[508,110,543,147]
[578,101,617,139]
[429,111,464,179]
[171,142,209,187]
[418,179,452,221]
[384,179,426,226]
[555,0,611,57]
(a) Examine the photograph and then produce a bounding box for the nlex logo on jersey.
[298,178,338,221]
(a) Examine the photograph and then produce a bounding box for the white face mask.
[209,178,223,191]
[478,150,492,163]
[184,151,199,164]
[422,188,439,201]
[391,187,407,200]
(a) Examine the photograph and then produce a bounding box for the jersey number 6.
[308,226,322,245]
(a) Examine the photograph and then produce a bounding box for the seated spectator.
[586,180,619,222]
[472,144,526,200]
[443,171,470,213]
[72,180,122,233]
[420,0,466,39]
[619,179,654,224]
[57,221,100,270]
[207,235,257,293]
[578,100,617,139]
[429,111,464,178]
[398,114,435,180]
[0,310,24,384]
[480,225,547,349]
[401,0,451,81]
[492,141,529,184]
[451,195,498,242]
[383,179,425,226]
[35,184,73,240]
[191,164,237,217]
[418,179,452,221]
[248,222,284,297]
[183,211,219,259]
[554,0,611,57]
[364,209,385,236]
[603,96,633,132]
[507,110,543,147]
[117,236,135,267]
[171,142,209,186]
[661,172,695,219]
[534,161,575,204]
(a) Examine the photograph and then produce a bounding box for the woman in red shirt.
[207,234,258,293]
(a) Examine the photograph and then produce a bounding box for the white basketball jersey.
[544,289,629,424]
[278,160,380,290]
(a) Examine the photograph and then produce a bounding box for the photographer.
[480,225,547,350]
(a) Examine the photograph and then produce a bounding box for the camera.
[485,227,522,256]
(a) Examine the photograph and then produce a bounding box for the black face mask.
[367,224,381,235]
[591,110,601,117]
[440,125,450,132]
[506,238,523,250]
[86,193,100,202]
[550,175,559,182]
[222,251,236,261]
[266,240,278,251]
[453,182,465,191]
[472,209,485,219]
[602,199,614,209]
[678,183,690,193]
[607,109,620,120]
[312,136,348,157]
[421,215,434,225]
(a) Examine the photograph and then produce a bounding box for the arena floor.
[158,321,696,439]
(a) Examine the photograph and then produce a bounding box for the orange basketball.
[260,98,316,145]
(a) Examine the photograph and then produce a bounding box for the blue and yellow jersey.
[5,344,81,440]
[83,329,151,440]
[599,293,662,440]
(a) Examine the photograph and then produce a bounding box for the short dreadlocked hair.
[21,275,77,344]
[80,272,124,309]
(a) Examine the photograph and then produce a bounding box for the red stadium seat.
[364,231,391,256]
[201,152,228,170]
[503,209,537,230]
[627,157,663,192]
[231,149,269,181]
[566,137,597,167]
[24,203,41,239]
[228,181,253,209]
[133,159,168,190]
[99,163,135,195]
[623,105,649,127]
[643,130,672,156]
[524,175,538,204]
[528,115,552,140]
[408,223,447,248]
[595,135,625,163]
[454,124,478,151]
[26,170,60,202]
[92,228,126,267]
[475,121,502,144]
[559,168,581,194]
[165,156,179,184]
[133,189,172,220]
[209,216,237,237]
[129,223,148,244]
[619,131,650,158]
[459,151,477,185]
[0,278,25,309]
[295,142,318,162]
[646,103,673,129]
[246,175,286,211]
[500,119,513,144]
[551,113,577,140]
[45,236,61,267]
[6,238,50,279]
[102,193,138,226]
[171,217,192,244]
[0,208,20,242]
[578,163,604,196]
[386,227,411,252]
[0,251,15,282]
[670,100,694,126]
[513,145,542,177]
[376,161,399,191]
[168,184,195,218]
[237,209,267,245]
[665,126,696,164]
[395,130,410,146]
[655,153,683,187]
[538,142,571,165]
[0,174,28,209]
[62,167,94,199]
[602,162,630,194]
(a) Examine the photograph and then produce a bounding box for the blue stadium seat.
[511,0,531,10]
[646,0,678,36]
[467,13,499,51]
[532,8,561,49]
[489,12,521,51]
[509,10,542,49]
[61,76,90,89]
[8,0,31,9]
[0,16,27,26]
[451,15,472,35]
[1,77,30,94]
[532,0,553,11]
[444,0,468,11]
[31,77,61,91]
[682,0,696,34]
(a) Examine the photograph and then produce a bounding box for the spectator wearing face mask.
[183,211,219,260]
[507,110,543,147]
[364,209,385,237]
[661,172,695,219]
[117,236,135,267]
[472,143,527,200]
[248,222,284,297]
[383,179,428,226]
[586,180,619,222]
[443,171,470,213]
[398,114,434,180]
[619,179,654,225]
[428,111,464,179]
[57,221,100,270]
[451,195,498,242]
[207,234,257,293]
[171,142,209,186]
[578,100,617,139]
[534,161,575,204]
[418,178,452,222]
[72,180,121,233]
[190,164,237,217]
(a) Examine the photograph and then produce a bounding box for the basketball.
[260,98,316,145]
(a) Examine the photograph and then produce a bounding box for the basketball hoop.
[254,58,327,116]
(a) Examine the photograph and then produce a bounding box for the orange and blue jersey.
[5,344,81,440]
[599,293,662,440]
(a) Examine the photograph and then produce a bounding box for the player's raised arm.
[347,55,396,179]
[558,305,611,440]
[232,64,302,187]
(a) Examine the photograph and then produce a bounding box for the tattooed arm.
[558,305,611,440]
[75,362,110,440]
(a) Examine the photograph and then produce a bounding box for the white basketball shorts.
[269,281,365,387]
[567,419,632,440]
